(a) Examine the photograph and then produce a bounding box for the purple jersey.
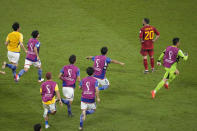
[92,55,111,79]
[163,46,179,68]
[80,76,98,103]
[26,38,40,62]
[41,81,57,102]
[60,64,80,88]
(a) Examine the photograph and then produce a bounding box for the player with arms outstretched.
[151,38,188,99]
[2,22,27,80]
[139,18,160,73]
[40,72,62,129]
[16,30,44,82]
[86,47,124,90]
[79,67,100,131]
[59,55,80,117]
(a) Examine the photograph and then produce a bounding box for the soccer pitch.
[0,0,197,130]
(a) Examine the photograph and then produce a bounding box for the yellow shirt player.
[2,22,27,80]
[40,72,62,129]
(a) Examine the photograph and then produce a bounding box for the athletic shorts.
[62,87,74,101]
[140,49,154,56]
[95,77,109,87]
[43,103,56,118]
[81,101,96,110]
[24,59,41,69]
[163,66,177,79]
[7,51,20,64]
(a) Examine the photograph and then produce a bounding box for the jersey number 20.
[145,31,154,40]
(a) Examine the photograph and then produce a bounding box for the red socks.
[150,57,154,69]
[143,59,148,70]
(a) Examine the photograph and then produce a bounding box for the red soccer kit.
[139,25,160,56]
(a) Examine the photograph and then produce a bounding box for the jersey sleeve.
[178,50,188,61]
[35,42,40,48]
[95,80,99,88]
[40,88,42,93]
[153,27,160,35]
[60,67,64,74]
[91,56,95,61]
[158,49,166,61]
[55,84,59,91]
[77,69,80,77]
[79,81,82,87]
[106,57,111,64]
[139,29,143,38]
[19,33,23,43]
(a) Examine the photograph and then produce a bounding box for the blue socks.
[99,85,109,90]
[38,69,42,80]
[45,121,48,125]
[18,69,26,77]
[48,110,51,114]
[80,110,95,127]
[6,64,17,78]
[61,98,72,115]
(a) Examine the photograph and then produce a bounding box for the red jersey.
[139,25,159,50]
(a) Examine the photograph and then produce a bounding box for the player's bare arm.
[153,34,160,42]
[58,73,63,80]
[34,46,40,61]
[20,42,27,53]
[96,87,100,103]
[55,90,63,106]
[86,56,93,59]
[5,41,9,46]
[111,60,125,66]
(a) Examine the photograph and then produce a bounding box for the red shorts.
[140,49,154,56]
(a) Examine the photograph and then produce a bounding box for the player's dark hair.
[173,37,180,45]
[46,72,52,80]
[144,18,150,24]
[12,22,20,31]
[101,47,108,55]
[69,55,76,64]
[34,123,41,131]
[31,30,39,38]
[86,67,94,76]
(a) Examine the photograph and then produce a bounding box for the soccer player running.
[151,38,188,99]
[79,67,100,131]
[86,47,124,90]
[139,18,160,74]
[16,30,44,82]
[2,22,27,80]
[40,72,62,129]
[59,55,80,117]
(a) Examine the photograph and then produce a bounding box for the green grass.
[0,0,197,130]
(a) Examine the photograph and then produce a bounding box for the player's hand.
[184,52,188,56]
[175,69,179,75]
[97,98,100,103]
[152,39,156,42]
[86,56,90,59]
[59,100,63,107]
[25,50,28,54]
[120,62,125,66]
[37,57,40,61]
[157,62,161,66]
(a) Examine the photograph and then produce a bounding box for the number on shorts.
[46,85,51,93]
[96,59,100,68]
[86,82,90,91]
[68,69,72,77]
[144,31,154,40]
[169,51,173,60]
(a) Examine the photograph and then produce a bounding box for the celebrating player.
[79,67,100,131]
[16,30,44,82]
[86,47,124,90]
[59,55,80,117]
[2,22,27,80]
[151,38,188,99]
[139,18,160,74]
[40,72,62,129]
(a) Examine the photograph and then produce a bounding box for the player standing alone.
[86,47,124,90]
[139,18,160,73]
[79,67,100,130]
[2,22,27,80]
[151,38,188,99]
[16,30,44,82]
[59,55,80,117]
[40,72,62,129]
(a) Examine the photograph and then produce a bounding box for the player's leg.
[17,59,31,81]
[98,78,110,90]
[149,50,155,72]
[43,104,50,129]
[166,68,179,87]
[61,87,74,117]
[34,60,44,82]
[140,49,149,73]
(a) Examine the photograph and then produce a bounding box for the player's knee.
[24,68,29,72]
[150,55,154,58]
[51,111,56,115]
[69,100,73,105]
[143,56,147,59]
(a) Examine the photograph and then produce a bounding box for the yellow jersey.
[40,84,59,105]
[6,31,23,52]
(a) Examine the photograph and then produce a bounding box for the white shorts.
[95,77,110,86]
[7,51,20,64]
[62,87,74,101]
[43,103,56,118]
[24,59,41,69]
[81,102,96,110]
